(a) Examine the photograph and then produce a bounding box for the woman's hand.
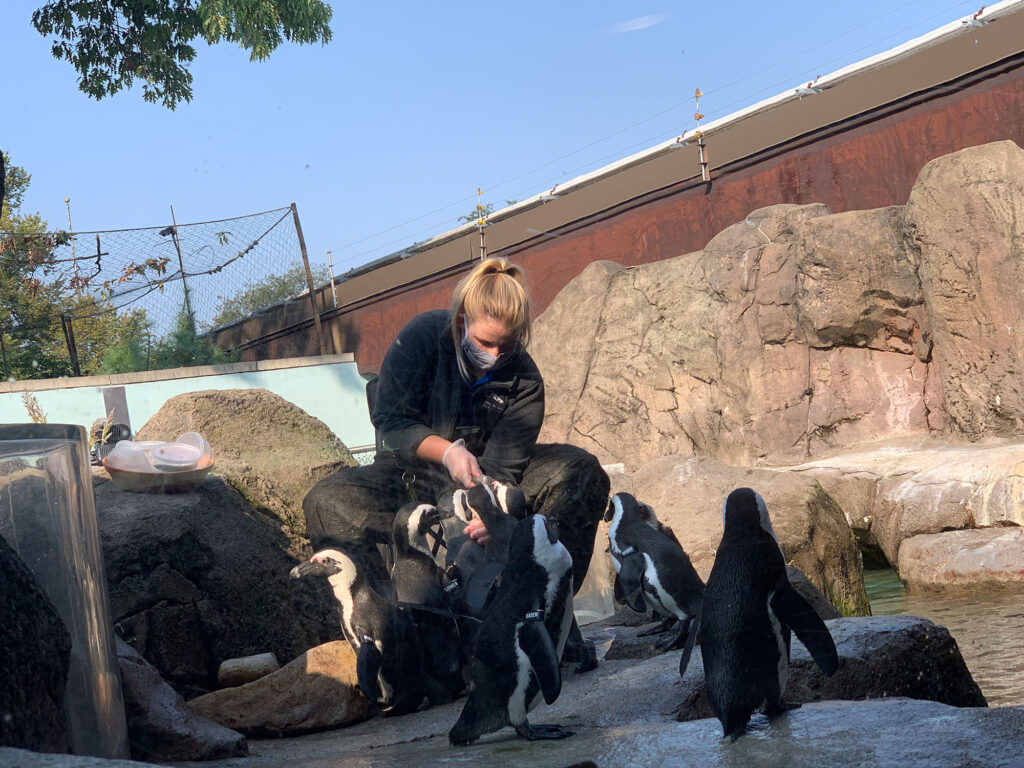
[465,516,491,546]
[442,438,483,488]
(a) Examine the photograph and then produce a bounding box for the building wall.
[226,57,1024,374]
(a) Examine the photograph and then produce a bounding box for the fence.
[1,204,327,378]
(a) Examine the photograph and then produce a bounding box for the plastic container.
[150,442,202,471]
[0,424,129,759]
[106,440,156,473]
[175,432,212,462]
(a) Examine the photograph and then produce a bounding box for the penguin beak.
[603,498,616,523]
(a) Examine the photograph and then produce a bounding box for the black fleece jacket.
[371,310,545,484]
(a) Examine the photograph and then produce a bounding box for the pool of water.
[864,569,1024,707]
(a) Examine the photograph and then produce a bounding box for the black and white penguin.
[290,547,426,715]
[448,514,575,745]
[604,492,705,667]
[446,477,526,616]
[700,487,839,739]
[391,502,465,704]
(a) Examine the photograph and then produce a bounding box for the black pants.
[302,443,610,594]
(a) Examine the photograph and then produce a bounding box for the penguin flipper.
[519,620,562,705]
[678,615,698,677]
[770,580,839,675]
[355,641,383,703]
[613,553,646,612]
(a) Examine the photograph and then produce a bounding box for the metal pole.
[61,313,82,376]
[169,206,195,330]
[326,249,337,308]
[291,203,327,356]
[64,197,79,284]
[0,326,8,378]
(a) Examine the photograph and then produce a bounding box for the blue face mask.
[461,328,500,371]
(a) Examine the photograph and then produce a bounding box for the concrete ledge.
[0,354,356,394]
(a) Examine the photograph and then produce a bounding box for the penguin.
[446,477,526,617]
[448,514,575,745]
[699,487,839,739]
[604,492,705,665]
[390,502,465,704]
[290,547,426,715]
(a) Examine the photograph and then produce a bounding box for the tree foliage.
[211,260,328,328]
[32,0,333,109]
[1,151,154,379]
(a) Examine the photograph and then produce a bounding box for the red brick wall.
[243,60,1024,373]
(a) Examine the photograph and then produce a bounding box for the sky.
[1,0,995,280]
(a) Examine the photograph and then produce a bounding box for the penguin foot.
[514,722,574,741]
[765,700,801,717]
[637,617,678,638]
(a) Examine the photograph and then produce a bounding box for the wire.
[324,0,985,271]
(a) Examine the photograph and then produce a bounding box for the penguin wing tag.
[356,640,383,703]
[770,580,839,675]
[518,620,562,705]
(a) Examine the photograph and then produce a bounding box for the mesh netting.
[51,205,299,335]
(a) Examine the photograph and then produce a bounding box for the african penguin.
[290,547,426,715]
[699,487,839,739]
[604,492,705,667]
[448,514,575,745]
[391,502,465,704]
[446,477,525,617]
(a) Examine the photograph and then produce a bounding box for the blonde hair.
[450,258,531,367]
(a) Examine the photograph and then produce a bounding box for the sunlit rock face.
[532,141,1024,469]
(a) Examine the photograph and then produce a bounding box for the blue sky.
[1,1,990,278]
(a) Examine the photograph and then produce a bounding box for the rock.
[630,456,870,616]
[94,474,339,695]
[785,439,1024,566]
[116,638,247,761]
[898,528,1024,593]
[604,567,839,662]
[532,203,932,469]
[532,143,1024,471]
[136,389,355,554]
[787,565,841,620]
[906,140,1024,441]
[0,533,71,753]
[675,616,985,722]
[0,749,154,767]
[218,653,281,688]
[8,697,1024,767]
[187,641,371,736]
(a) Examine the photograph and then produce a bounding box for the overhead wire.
[326,0,988,272]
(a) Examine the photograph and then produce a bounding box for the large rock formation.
[781,439,1024,566]
[136,388,355,554]
[532,141,1024,469]
[94,474,341,696]
[0,534,71,753]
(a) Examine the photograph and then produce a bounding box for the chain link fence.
[2,205,321,378]
[60,206,304,334]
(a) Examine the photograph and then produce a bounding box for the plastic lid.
[106,441,155,473]
[151,443,201,469]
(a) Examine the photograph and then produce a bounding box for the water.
[864,568,1024,707]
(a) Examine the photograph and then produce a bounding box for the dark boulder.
[94,474,341,696]
[0,533,71,753]
[117,638,247,761]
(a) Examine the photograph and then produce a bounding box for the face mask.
[462,328,500,371]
